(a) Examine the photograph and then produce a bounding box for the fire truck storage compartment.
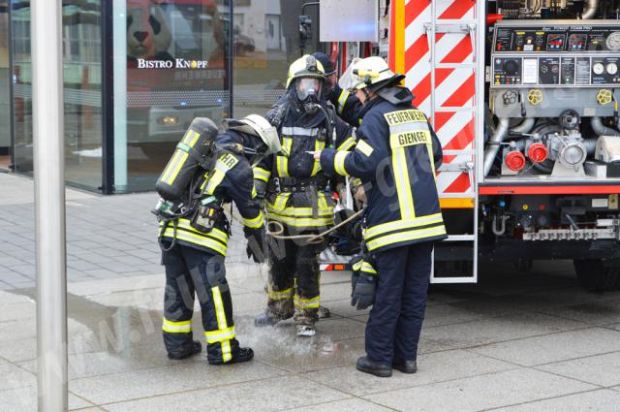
[485,20,620,184]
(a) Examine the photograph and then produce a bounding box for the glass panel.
[118,0,231,192]
[0,1,10,170]
[232,0,321,118]
[11,1,33,174]
[63,0,103,190]
[10,1,103,191]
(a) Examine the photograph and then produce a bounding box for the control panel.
[491,20,620,88]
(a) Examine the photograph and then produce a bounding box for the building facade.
[0,0,320,193]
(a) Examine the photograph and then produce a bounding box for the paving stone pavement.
[1,172,620,411]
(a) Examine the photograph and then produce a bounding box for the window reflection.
[6,0,322,192]
[62,1,103,189]
[0,0,10,170]
[10,1,103,189]
[232,0,319,118]
[11,2,32,173]
[124,0,229,191]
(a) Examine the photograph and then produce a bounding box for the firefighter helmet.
[227,114,281,155]
[312,51,336,75]
[339,56,405,91]
[285,54,326,88]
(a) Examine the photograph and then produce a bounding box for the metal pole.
[32,0,68,410]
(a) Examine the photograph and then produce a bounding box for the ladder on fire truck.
[391,0,486,283]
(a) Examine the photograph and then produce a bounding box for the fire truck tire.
[573,259,620,292]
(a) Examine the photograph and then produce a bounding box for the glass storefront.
[6,0,321,193]
[11,1,32,174]
[0,1,10,162]
[117,0,231,192]
[63,0,103,189]
[11,0,103,189]
[232,0,320,118]
[231,0,288,118]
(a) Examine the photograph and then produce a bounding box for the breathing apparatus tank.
[155,117,219,201]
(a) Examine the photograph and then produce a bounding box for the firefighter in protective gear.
[316,56,447,377]
[253,55,355,337]
[157,114,279,364]
[312,52,362,127]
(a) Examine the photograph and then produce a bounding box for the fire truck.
[318,0,620,291]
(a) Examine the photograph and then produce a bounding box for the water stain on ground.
[7,288,348,366]
[9,287,163,357]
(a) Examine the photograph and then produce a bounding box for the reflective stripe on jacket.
[320,97,447,252]
[255,100,354,231]
[159,133,264,254]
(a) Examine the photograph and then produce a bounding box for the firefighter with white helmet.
[154,114,278,364]
[253,54,355,337]
[316,56,447,376]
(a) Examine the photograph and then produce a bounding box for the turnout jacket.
[159,131,264,255]
[320,89,447,252]
[253,95,355,231]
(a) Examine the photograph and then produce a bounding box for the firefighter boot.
[254,310,294,326]
[356,356,393,378]
[296,323,316,337]
[295,312,317,337]
[393,359,417,374]
[318,305,331,319]
[167,341,202,360]
[254,297,294,327]
[208,347,254,365]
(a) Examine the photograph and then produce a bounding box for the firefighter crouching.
[316,56,447,377]
[154,115,280,364]
[253,54,355,337]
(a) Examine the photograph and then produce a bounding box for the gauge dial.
[606,32,620,51]
[607,63,618,75]
[593,62,605,75]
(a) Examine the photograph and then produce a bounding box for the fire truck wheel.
[573,259,620,292]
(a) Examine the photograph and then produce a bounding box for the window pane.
[118,0,230,192]
[10,0,104,191]
[0,1,10,170]
[11,2,33,174]
[232,0,321,118]
[63,0,103,190]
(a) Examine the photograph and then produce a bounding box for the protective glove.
[351,273,377,310]
[245,226,266,263]
[253,180,267,200]
[348,218,363,242]
[350,255,363,293]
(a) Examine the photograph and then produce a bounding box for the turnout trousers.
[162,243,239,363]
[365,241,434,364]
[266,238,321,323]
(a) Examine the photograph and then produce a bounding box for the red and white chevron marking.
[404,0,477,195]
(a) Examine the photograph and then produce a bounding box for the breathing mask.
[296,77,321,113]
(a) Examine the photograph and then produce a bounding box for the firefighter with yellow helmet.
[154,114,280,364]
[253,54,355,337]
[315,56,447,376]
